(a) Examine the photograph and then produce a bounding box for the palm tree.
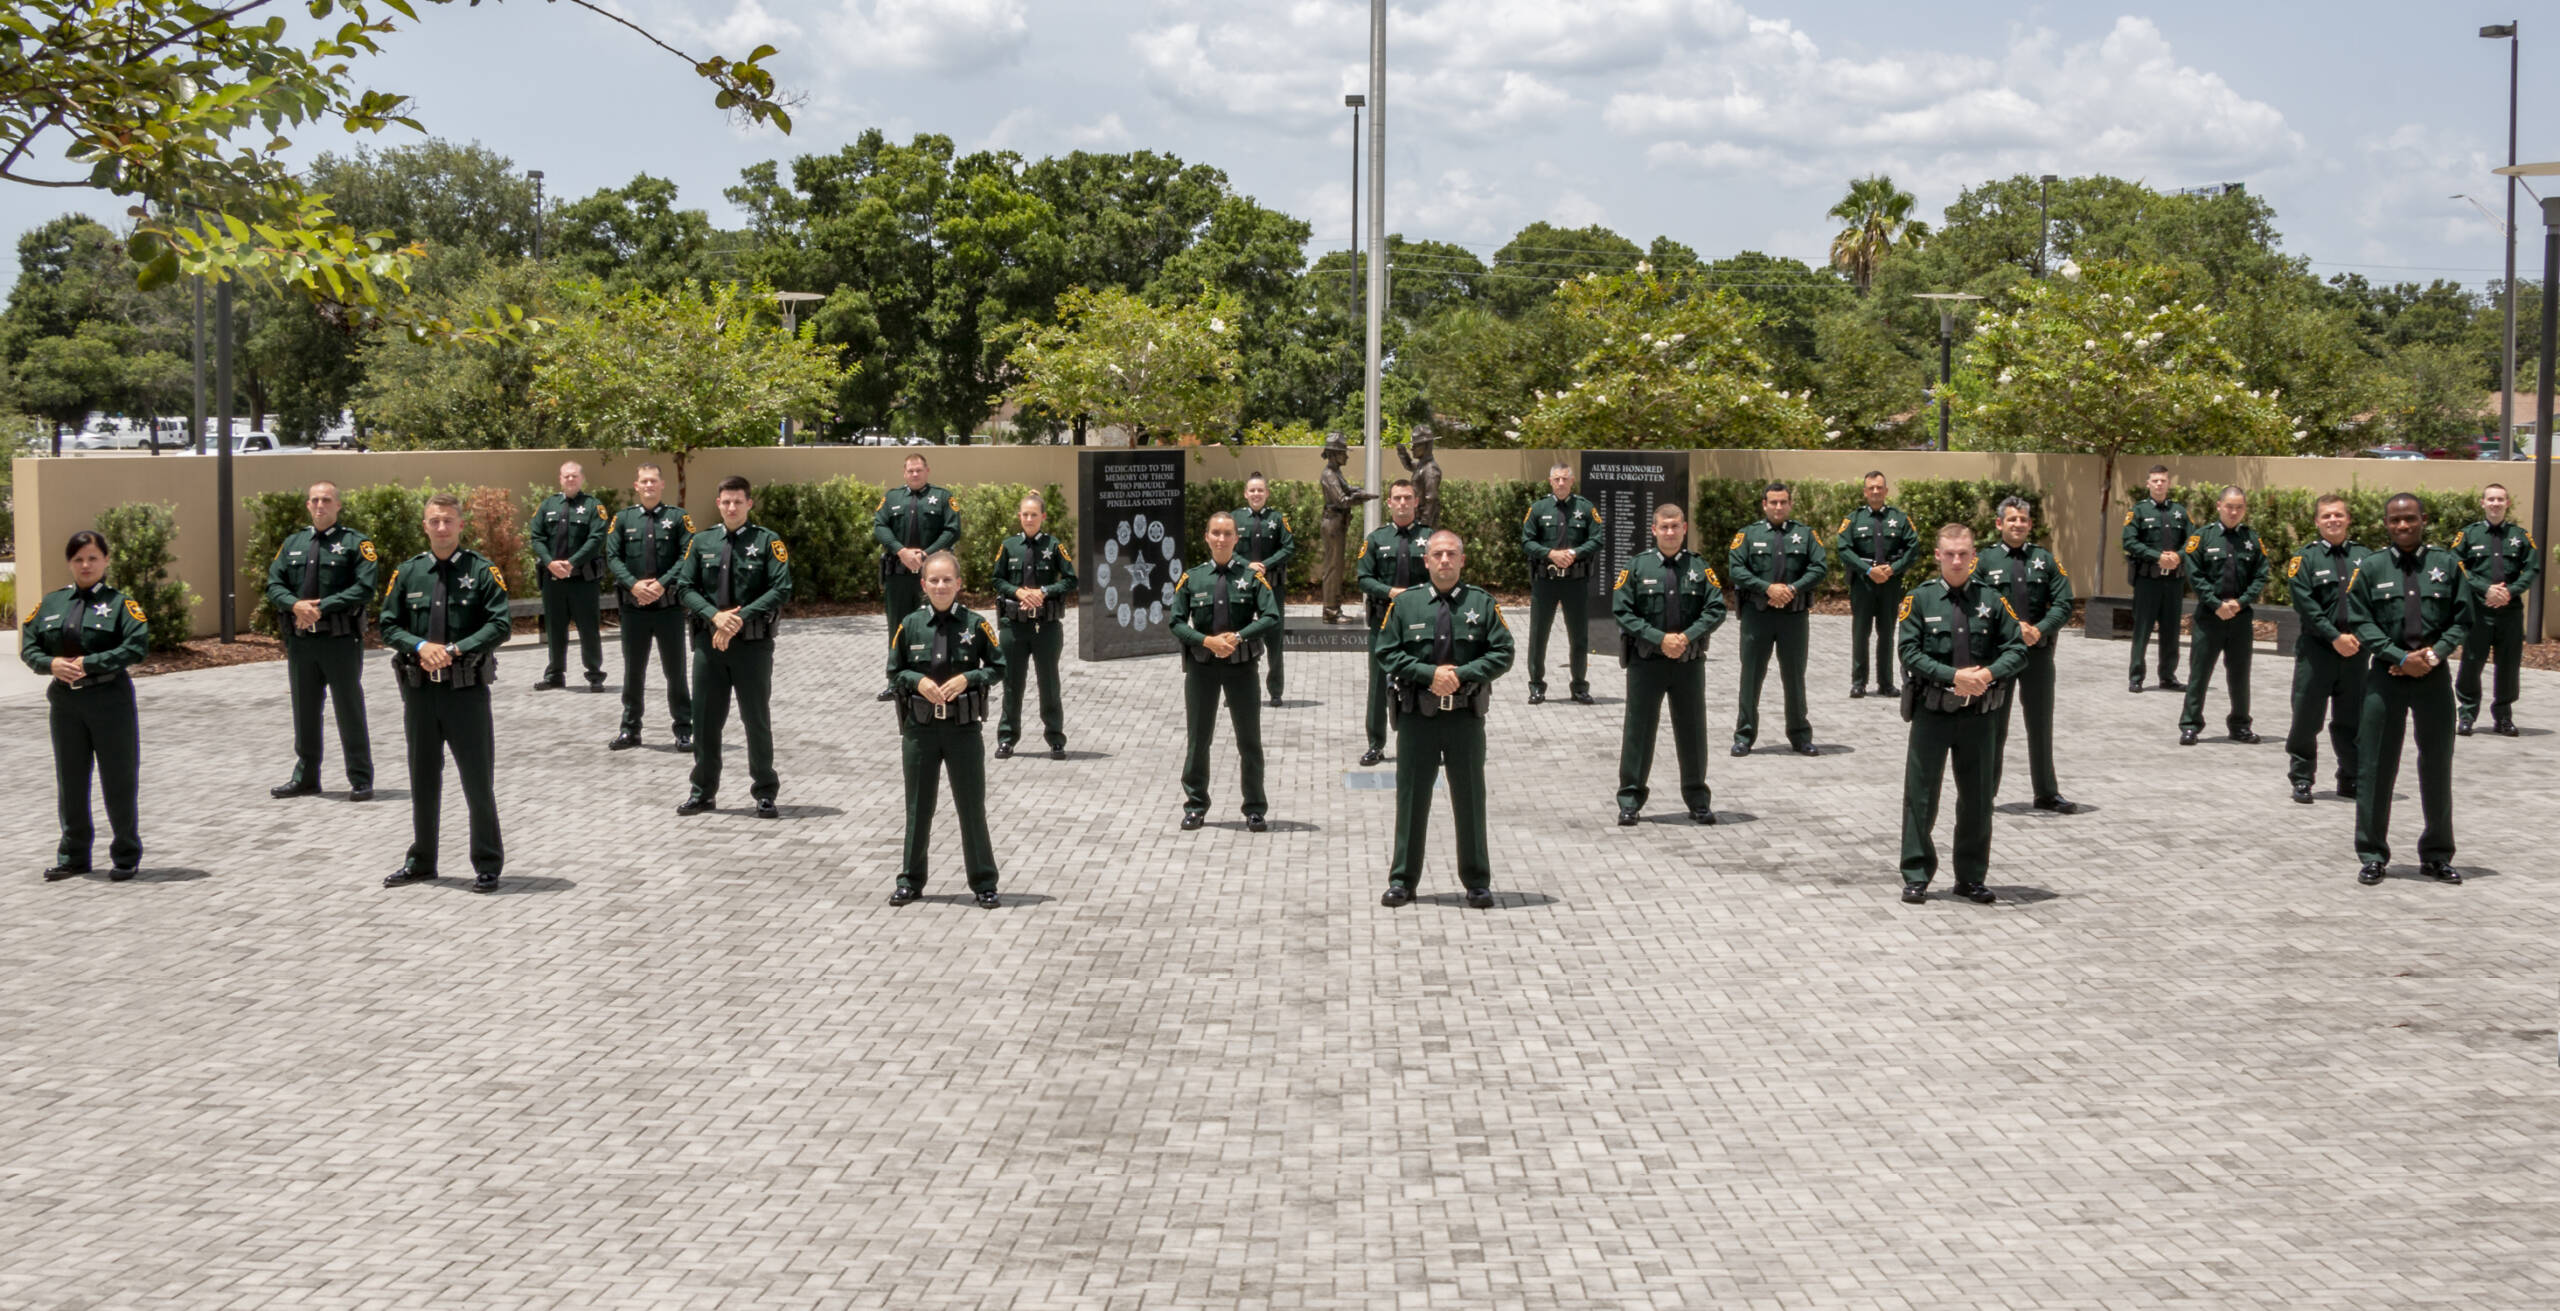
[1827,175,1931,294]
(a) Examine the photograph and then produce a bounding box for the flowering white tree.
[997,285,1244,444]
[1518,265,1822,449]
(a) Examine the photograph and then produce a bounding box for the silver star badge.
[1975,603,1991,619]
[2428,567,2445,582]
[1789,532,1802,545]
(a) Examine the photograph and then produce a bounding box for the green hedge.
[2135,482,2485,609]
[95,501,196,651]
[1694,477,2048,597]
[1181,478,1545,594]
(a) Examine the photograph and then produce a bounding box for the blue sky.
[2,1,2547,296]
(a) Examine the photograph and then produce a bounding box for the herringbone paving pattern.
[2,609,2554,1309]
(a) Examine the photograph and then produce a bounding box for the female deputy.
[19,530,151,880]
[886,550,1008,908]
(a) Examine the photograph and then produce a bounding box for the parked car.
[2359,446,2426,461]
[231,431,312,454]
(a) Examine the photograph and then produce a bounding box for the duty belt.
[395,649,494,688]
[898,683,990,725]
[1389,677,1491,725]
[1188,635,1262,666]
[693,611,776,642]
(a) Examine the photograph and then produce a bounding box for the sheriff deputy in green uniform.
[264,480,378,801]
[673,476,794,819]
[1355,479,1433,767]
[2121,464,2190,693]
[2453,482,2539,737]
[530,460,610,692]
[1977,496,2080,813]
[887,550,1007,908]
[1519,462,1602,706]
[872,453,960,701]
[380,494,511,892]
[1726,481,1827,756]
[2283,494,2366,803]
[1377,529,1514,910]
[603,463,694,752]
[2342,493,2475,886]
[1171,512,1281,831]
[1835,470,1915,699]
[992,492,1075,759]
[1895,523,2028,905]
[1611,502,1727,826]
[23,530,150,881]
[2177,486,2268,746]
[1233,472,1295,706]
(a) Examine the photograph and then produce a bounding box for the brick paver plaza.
[2,608,2555,1309]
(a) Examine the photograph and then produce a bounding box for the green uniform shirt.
[873,483,962,573]
[1896,576,2029,690]
[1726,518,1829,611]
[2286,538,2367,644]
[1169,557,1281,649]
[530,492,609,573]
[672,523,794,628]
[2185,521,2270,609]
[2122,497,2191,575]
[1233,506,1296,571]
[1974,539,2073,635]
[888,604,1005,691]
[605,503,696,603]
[992,531,1077,623]
[1519,494,1601,571]
[1611,548,1728,655]
[1356,520,1435,605]
[2452,520,2541,599]
[19,583,151,679]
[262,523,381,635]
[379,549,512,656]
[1834,504,1916,579]
[1374,583,1514,687]
[2342,544,2473,667]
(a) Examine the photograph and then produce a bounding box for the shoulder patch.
[488,567,507,594]
[1613,568,1629,592]
[2286,556,2300,578]
[1056,543,1073,564]
[125,599,147,623]
[1896,596,1913,622]
[360,540,377,562]
[1729,531,1746,550]
[684,514,697,534]
[772,540,789,563]
[1279,514,1290,532]
[1705,567,1721,588]
[2054,560,2068,578]
[2001,597,2019,620]
[2123,510,2135,527]
[981,620,997,645]
[1838,516,1851,534]
[2185,534,2201,554]
[1589,508,1601,524]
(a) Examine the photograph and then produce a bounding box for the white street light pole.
[2483,23,2520,458]
[1361,0,1387,533]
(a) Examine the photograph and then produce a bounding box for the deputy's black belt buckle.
[934,698,949,720]
[1437,691,1454,712]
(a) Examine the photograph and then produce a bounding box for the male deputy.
[380,493,512,892]
[1170,513,1281,831]
[2343,493,2474,885]
[1976,496,2079,813]
[2454,482,2539,736]
[872,454,959,701]
[1377,530,1513,909]
[1727,481,1827,756]
[2177,486,2268,746]
[1520,463,1602,705]
[603,463,694,751]
[1355,480,1433,767]
[673,476,794,819]
[531,461,609,692]
[1233,474,1295,706]
[264,481,377,800]
[1895,523,2028,905]
[1611,502,1727,825]
[1836,471,1915,699]
[992,492,1075,759]
[2121,465,2190,693]
[2283,494,2366,802]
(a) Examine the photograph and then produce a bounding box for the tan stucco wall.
[12,446,2548,636]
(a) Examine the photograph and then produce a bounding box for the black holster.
[1542,557,1592,581]
[308,608,364,639]
[998,594,1059,628]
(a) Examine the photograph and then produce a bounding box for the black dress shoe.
[1267,694,1284,707]
[2456,716,2475,737]
[2156,677,2186,691]
[2291,781,2314,804]
[974,890,1001,909]
[585,679,608,693]
[108,866,137,882]
[1570,691,1594,705]
[1246,814,1268,833]
[1792,743,1821,757]
[2031,795,2082,814]
[1527,689,1546,705]
[1849,685,1867,699]
[1957,887,1997,904]
[1380,885,1412,908]
[1180,813,1204,831]
[2494,721,2519,737]
[2228,729,2261,744]
[994,743,1014,759]
[676,796,715,816]
[2356,862,2386,885]
[2178,728,2199,746]
[1900,885,1927,904]
[1874,683,1897,697]
[1690,809,1717,826]
[674,735,694,752]
[1358,749,1383,767]
[1050,748,1067,760]
[608,731,642,751]
[889,885,921,906]
[43,864,89,881]
[876,685,897,702]
[1618,807,1640,827]
[348,787,373,803]
[384,866,437,887]
[472,872,500,893]
[1464,889,1496,909]
[2420,861,2462,884]
[1731,742,1750,757]
[2127,678,2144,693]
[270,780,320,798]
[2336,778,2357,799]
[755,799,780,819]
[533,675,566,691]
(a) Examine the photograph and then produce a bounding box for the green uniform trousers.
[1847,576,1900,689]
[901,723,998,893]
[540,576,603,683]
[2127,574,2183,681]
[1366,654,1390,753]
[689,635,777,804]
[1388,711,1492,894]
[1525,574,1591,697]
[1181,661,1266,818]
[1992,640,2059,802]
[1263,615,1286,701]
[883,574,923,662]
[285,632,372,790]
[2285,644,2360,789]
[49,679,142,870]
[2354,662,2457,867]
[617,604,692,738]
[2178,609,2254,734]
[399,680,502,876]
[2456,601,2524,723]
[1619,657,1710,813]
[1901,705,2000,891]
[1733,607,1813,750]
[998,619,1066,751]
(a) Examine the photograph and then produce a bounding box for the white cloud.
[986,107,1135,153]
[685,0,1029,75]
[1396,168,1513,239]
[1546,189,1607,229]
[2346,123,2505,270]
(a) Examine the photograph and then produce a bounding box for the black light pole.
[2036,173,2058,277]
[215,277,236,642]
[190,275,206,454]
[529,169,546,259]
[2528,192,2557,642]
[2483,24,2519,458]
[1914,293,1983,451]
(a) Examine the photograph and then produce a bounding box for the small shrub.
[94,500,195,651]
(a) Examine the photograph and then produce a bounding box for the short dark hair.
[1245,471,1266,486]
[64,529,110,560]
[1936,523,1975,546]
[2147,464,2171,477]
[1762,481,1790,498]
[2484,482,2507,496]
[717,475,752,496]
[633,462,663,478]
[1653,501,1687,523]
[1863,470,1886,483]
[1389,479,1415,495]
[2385,492,2424,514]
[424,493,463,514]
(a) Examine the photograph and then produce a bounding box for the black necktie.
[427,563,450,645]
[1551,501,1572,549]
[1029,536,1047,585]
[551,498,577,562]
[67,588,93,657]
[2486,526,2509,584]
[2398,550,2426,649]
[1950,584,1973,670]
[2220,529,2241,598]
[640,511,660,580]
[2002,548,2030,619]
[299,532,324,599]
[1660,555,1686,636]
[1432,591,1456,665]
[716,534,737,609]
[904,492,924,549]
[930,613,957,678]
[1211,565,1231,632]
[2328,544,2354,628]
[1394,530,1415,587]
